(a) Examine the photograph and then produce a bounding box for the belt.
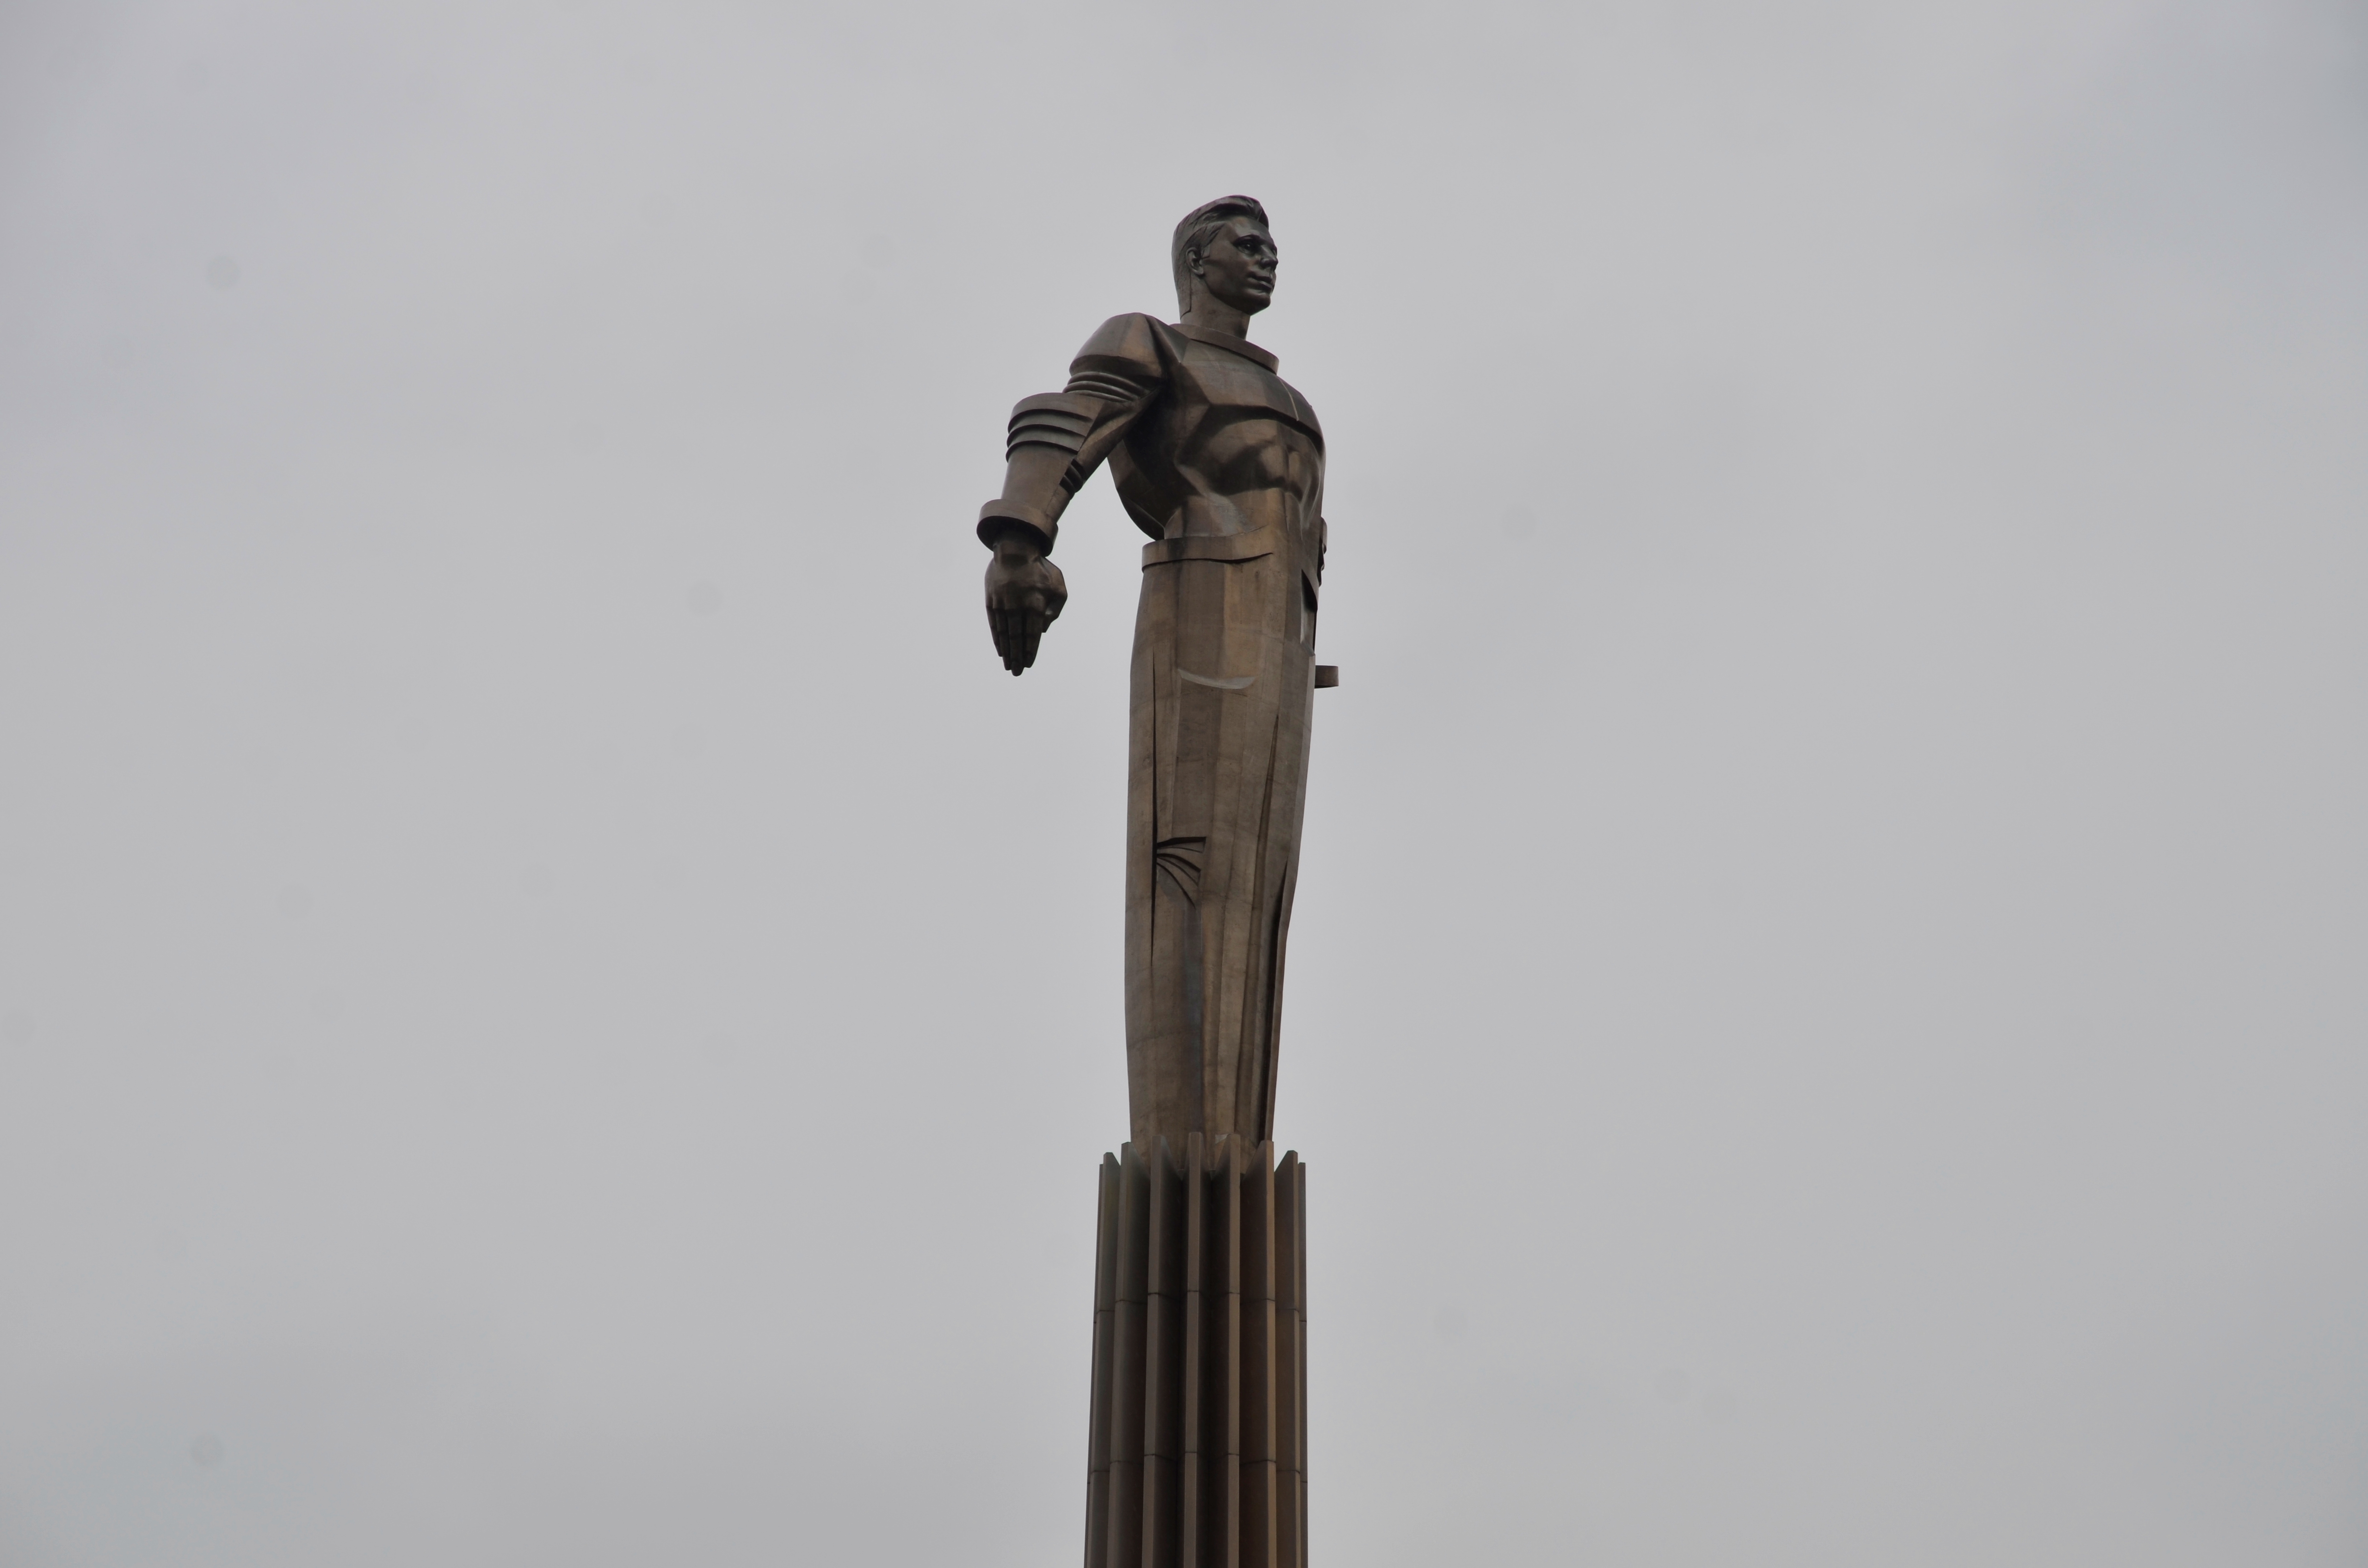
[1141,527,1280,568]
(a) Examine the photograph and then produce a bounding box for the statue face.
[1193,219,1278,316]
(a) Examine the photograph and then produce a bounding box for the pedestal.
[1083,1135,1307,1568]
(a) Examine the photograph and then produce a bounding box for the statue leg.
[1129,549,1314,1146]
[1127,564,1216,1148]
[1189,551,1315,1143]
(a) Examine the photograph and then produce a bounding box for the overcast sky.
[2,1,2364,1564]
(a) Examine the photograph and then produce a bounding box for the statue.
[978,196,1331,1154]
[980,197,1327,1568]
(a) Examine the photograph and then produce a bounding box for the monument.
[977,196,1332,1568]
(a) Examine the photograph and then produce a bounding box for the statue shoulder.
[1070,312,1182,389]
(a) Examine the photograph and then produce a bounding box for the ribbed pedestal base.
[1084,1135,1307,1568]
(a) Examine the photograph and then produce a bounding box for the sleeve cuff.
[978,499,1058,554]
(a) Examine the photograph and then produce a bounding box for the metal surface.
[1086,1136,1307,1568]
[975,196,1331,1150]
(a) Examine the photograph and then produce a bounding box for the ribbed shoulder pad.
[1068,312,1174,395]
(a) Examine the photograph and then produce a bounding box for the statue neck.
[1180,298,1258,341]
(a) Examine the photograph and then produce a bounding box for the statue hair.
[1172,196,1270,317]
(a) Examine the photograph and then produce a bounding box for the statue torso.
[1108,323,1325,551]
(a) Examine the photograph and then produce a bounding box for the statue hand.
[984,540,1067,675]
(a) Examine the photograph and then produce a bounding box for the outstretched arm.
[977,315,1169,675]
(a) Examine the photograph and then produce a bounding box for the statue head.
[1172,196,1276,322]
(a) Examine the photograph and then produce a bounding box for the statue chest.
[1169,347,1325,453]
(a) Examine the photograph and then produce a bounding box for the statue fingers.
[991,608,1024,672]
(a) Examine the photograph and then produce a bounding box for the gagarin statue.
[978,196,1330,1152]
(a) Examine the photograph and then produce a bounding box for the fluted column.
[1085,1135,1307,1568]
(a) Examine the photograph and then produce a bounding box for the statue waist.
[1141,527,1281,567]
[1140,525,1323,611]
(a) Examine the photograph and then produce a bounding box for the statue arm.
[978,315,1170,675]
[976,314,1170,556]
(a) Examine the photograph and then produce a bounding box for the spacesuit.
[980,311,1328,1150]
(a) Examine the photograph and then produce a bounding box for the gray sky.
[2,1,2364,1563]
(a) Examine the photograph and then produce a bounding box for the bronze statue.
[982,198,1327,1568]
[979,196,1331,1152]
